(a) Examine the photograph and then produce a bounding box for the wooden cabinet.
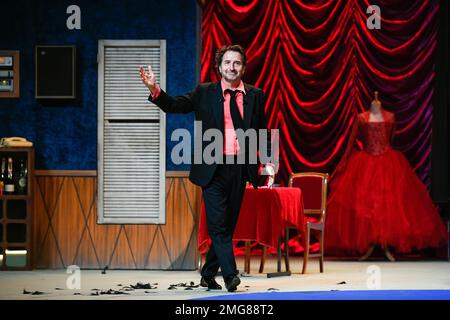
[0,147,34,270]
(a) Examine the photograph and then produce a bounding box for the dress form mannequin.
[369,91,383,122]
[359,91,395,262]
[326,88,447,260]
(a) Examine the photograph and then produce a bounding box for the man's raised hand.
[139,65,158,94]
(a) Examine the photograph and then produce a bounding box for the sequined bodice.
[360,121,394,155]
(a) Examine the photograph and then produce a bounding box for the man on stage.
[140,44,274,292]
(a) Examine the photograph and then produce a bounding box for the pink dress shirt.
[221,80,246,155]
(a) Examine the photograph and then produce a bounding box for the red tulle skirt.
[325,148,448,256]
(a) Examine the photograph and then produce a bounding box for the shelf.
[0,195,29,200]
[1,242,27,246]
[1,219,28,223]
[0,147,34,270]
[0,147,31,152]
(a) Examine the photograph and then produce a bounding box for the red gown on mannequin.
[325,111,448,256]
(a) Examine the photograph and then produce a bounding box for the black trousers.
[200,160,247,281]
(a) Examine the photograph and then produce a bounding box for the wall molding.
[34,170,190,178]
[34,170,97,177]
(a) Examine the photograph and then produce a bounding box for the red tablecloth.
[198,187,304,253]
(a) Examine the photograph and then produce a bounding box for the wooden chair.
[287,172,329,274]
[258,172,329,274]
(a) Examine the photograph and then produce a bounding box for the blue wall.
[0,0,196,170]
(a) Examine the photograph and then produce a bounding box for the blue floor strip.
[196,290,450,300]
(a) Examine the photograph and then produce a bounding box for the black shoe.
[200,277,222,290]
[225,276,241,292]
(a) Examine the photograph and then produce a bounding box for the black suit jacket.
[149,82,270,188]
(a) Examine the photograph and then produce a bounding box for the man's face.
[219,50,245,83]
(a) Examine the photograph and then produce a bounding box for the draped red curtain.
[200,0,438,187]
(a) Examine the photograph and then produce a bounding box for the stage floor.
[1,256,449,300]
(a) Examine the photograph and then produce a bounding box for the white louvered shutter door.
[98,40,166,224]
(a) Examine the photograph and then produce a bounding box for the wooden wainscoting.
[33,170,202,270]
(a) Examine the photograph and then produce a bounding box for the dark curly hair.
[215,44,247,72]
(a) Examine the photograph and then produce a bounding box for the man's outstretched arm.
[139,65,196,114]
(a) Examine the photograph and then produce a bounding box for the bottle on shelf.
[4,157,15,195]
[0,157,6,195]
[16,158,28,195]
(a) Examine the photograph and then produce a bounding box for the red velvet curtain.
[200,0,438,186]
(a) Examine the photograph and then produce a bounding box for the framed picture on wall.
[0,50,20,98]
[35,45,76,99]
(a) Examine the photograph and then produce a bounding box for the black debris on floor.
[91,289,130,295]
[88,282,160,295]
[168,281,200,290]
[23,289,46,295]
[22,280,201,296]
[129,282,158,290]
